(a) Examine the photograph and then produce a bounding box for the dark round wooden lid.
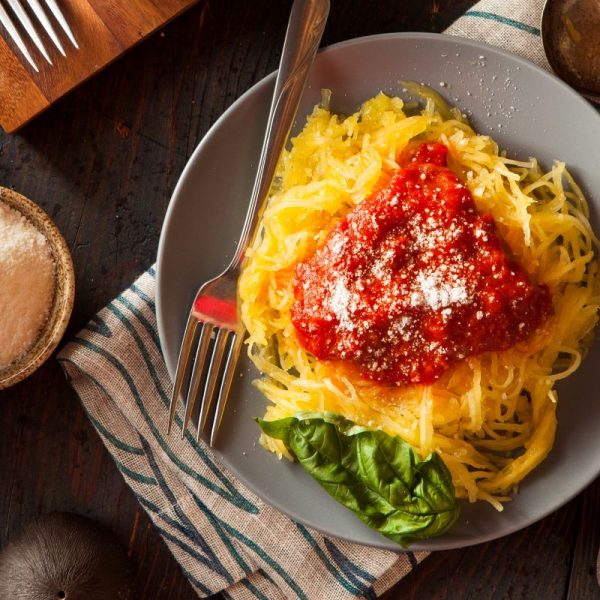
[0,513,135,600]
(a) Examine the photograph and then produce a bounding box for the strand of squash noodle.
[238,90,600,508]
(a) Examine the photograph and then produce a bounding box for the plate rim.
[156,31,600,551]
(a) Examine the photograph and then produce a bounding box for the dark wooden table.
[0,1,598,598]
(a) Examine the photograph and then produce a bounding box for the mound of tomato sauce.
[290,142,552,386]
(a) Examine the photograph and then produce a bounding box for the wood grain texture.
[0,0,199,133]
[567,477,600,600]
[0,35,49,130]
[0,1,598,599]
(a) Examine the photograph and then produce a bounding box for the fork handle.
[230,0,330,270]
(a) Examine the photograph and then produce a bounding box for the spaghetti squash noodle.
[238,89,600,508]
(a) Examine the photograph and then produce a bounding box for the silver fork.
[0,0,78,73]
[167,0,330,446]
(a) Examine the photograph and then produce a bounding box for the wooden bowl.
[0,188,75,390]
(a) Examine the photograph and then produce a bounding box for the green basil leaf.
[257,414,460,547]
[255,417,296,446]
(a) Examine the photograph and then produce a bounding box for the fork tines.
[168,314,243,446]
[0,0,78,73]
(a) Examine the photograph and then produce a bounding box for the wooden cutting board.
[0,0,200,133]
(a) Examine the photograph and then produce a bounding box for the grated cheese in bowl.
[0,200,55,370]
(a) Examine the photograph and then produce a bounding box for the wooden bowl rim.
[0,188,75,390]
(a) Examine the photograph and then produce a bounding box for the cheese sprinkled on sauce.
[291,142,552,386]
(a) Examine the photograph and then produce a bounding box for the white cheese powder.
[0,201,55,369]
[410,271,470,310]
[330,277,354,331]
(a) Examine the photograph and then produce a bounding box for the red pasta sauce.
[290,142,552,386]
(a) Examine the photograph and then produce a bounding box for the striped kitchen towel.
[445,0,548,69]
[58,2,560,598]
[58,268,427,599]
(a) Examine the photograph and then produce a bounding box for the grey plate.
[156,33,600,551]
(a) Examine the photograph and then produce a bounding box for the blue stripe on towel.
[241,579,272,600]
[295,524,366,598]
[114,459,157,485]
[141,436,234,584]
[115,294,161,349]
[85,314,112,337]
[407,552,418,570]
[191,494,307,600]
[102,302,260,513]
[137,493,269,597]
[184,485,255,577]
[155,526,221,593]
[323,539,377,598]
[86,413,145,455]
[464,10,541,36]
[69,337,258,512]
[323,538,376,583]
[129,282,156,311]
[135,487,233,587]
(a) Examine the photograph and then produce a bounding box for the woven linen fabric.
[445,0,549,69]
[59,2,577,598]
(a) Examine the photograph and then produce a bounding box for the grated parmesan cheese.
[0,201,55,369]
